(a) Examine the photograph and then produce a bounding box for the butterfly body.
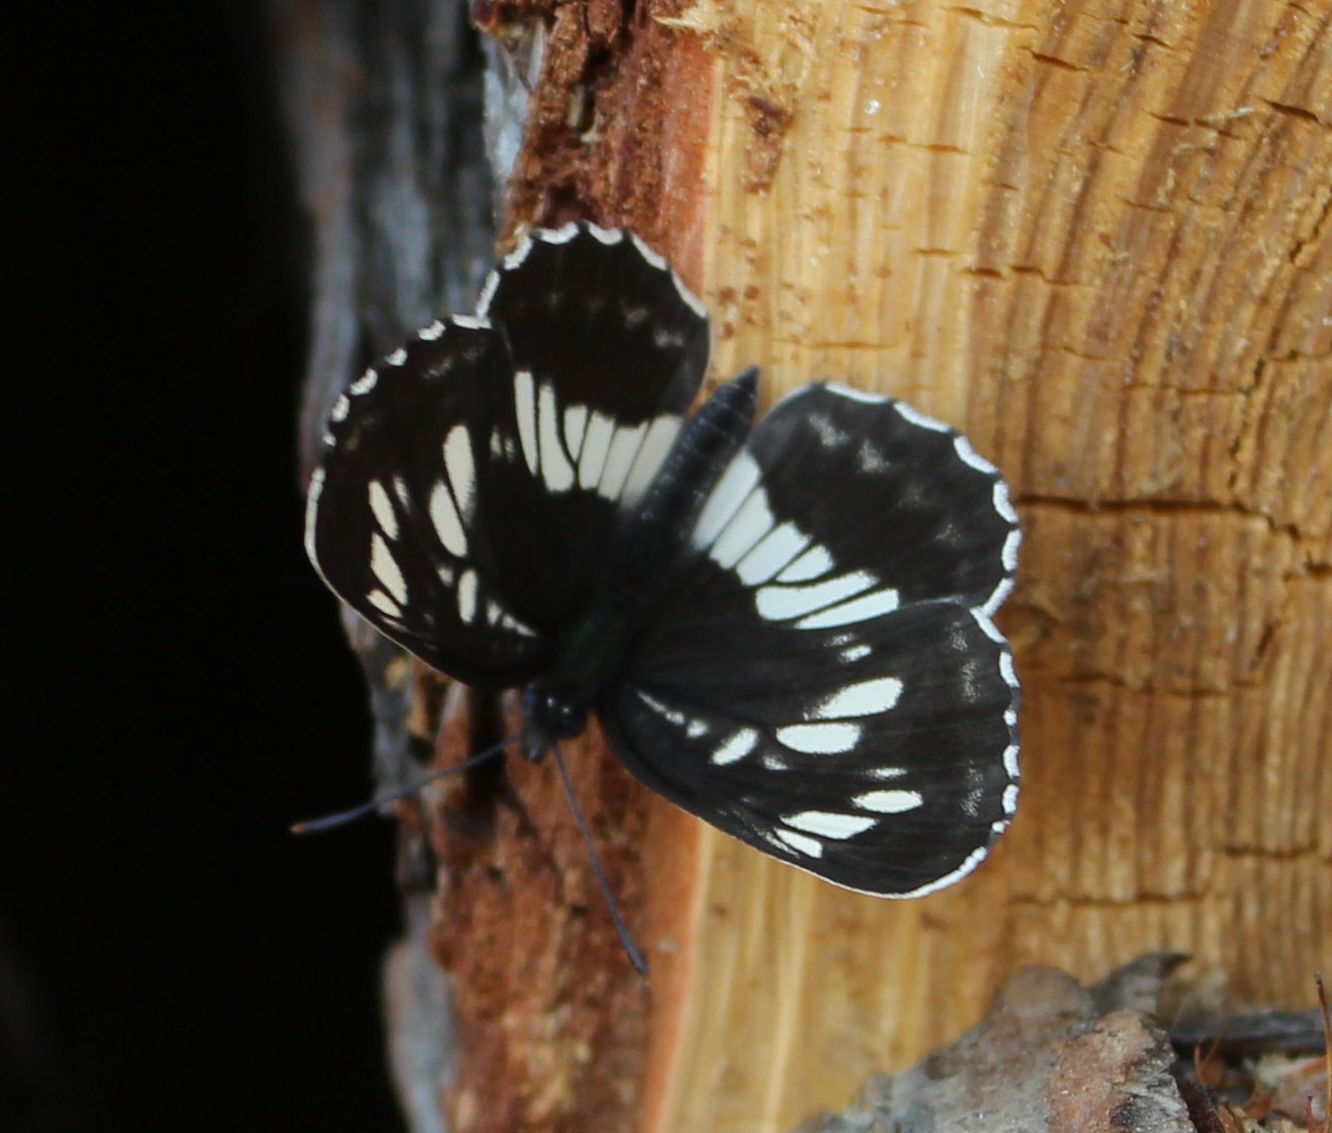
[522,367,759,760]
[306,222,1022,899]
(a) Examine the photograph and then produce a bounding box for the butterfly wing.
[305,223,710,687]
[600,385,1021,895]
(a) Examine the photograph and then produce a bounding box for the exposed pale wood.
[626,2,1331,1131]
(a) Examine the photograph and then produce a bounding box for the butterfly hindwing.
[306,223,711,685]
[602,385,1020,895]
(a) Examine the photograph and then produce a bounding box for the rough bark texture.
[282,1,1331,1131]
[793,955,1331,1133]
[794,955,1200,1133]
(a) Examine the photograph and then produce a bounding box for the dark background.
[6,4,406,1129]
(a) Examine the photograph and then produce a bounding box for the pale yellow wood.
[645,1,1332,1130]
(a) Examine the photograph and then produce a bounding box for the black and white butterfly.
[305,222,1020,901]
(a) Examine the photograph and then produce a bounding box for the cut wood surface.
[284,2,1331,1131]
[477,2,1331,1131]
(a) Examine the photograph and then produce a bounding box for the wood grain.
[631,1,1330,1130]
[426,1,1330,1130]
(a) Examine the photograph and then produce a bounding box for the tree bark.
[283,1,1331,1131]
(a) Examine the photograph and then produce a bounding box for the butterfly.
[305,221,1020,903]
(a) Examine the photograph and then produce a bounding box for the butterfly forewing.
[306,223,712,686]
[468,225,711,627]
[602,385,1020,896]
[306,322,552,686]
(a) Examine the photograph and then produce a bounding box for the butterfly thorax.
[521,369,760,761]
[521,605,631,759]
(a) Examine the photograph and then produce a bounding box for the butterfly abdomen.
[525,369,762,753]
[604,367,759,608]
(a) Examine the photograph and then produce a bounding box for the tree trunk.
[282,2,1331,1131]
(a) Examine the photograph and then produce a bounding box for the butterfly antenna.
[291,732,523,834]
[550,740,649,978]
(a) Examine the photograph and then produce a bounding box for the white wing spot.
[775,829,824,859]
[368,481,399,540]
[776,545,834,583]
[304,468,325,561]
[711,729,759,766]
[386,347,408,366]
[784,811,876,839]
[796,588,901,629]
[370,533,407,603]
[451,314,491,331]
[637,689,686,726]
[734,523,811,586]
[692,453,761,550]
[1002,528,1021,572]
[962,777,985,817]
[367,589,402,617]
[953,434,996,473]
[476,271,501,315]
[489,428,518,462]
[970,608,1005,644]
[538,382,575,492]
[330,394,350,422]
[857,440,890,473]
[999,651,1018,687]
[813,677,903,719]
[893,401,950,432]
[776,722,862,754]
[444,426,476,521]
[1002,744,1020,778]
[901,845,989,898]
[349,368,378,395]
[597,422,647,501]
[585,223,622,246]
[621,415,682,509]
[425,354,456,379]
[563,404,589,459]
[827,382,889,406]
[578,411,615,489]
[810,413,850,448]
[501,613,538,638]
[1004,708,1018,728]
[840,643,872,663]
[429,481,468,557]
[710,490,776,569]
[500,235,535,273]
[627,231,667,269]
[756,571,877,621]
[514,370,538,475]
[982,576,1015,617]
[418,320,445,340]
[993,481,1019,523]
[1002,783,1020,815]
[457,569,479,624]
[853,789,923,814]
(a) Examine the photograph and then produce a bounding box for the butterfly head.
[521,680,588,761]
